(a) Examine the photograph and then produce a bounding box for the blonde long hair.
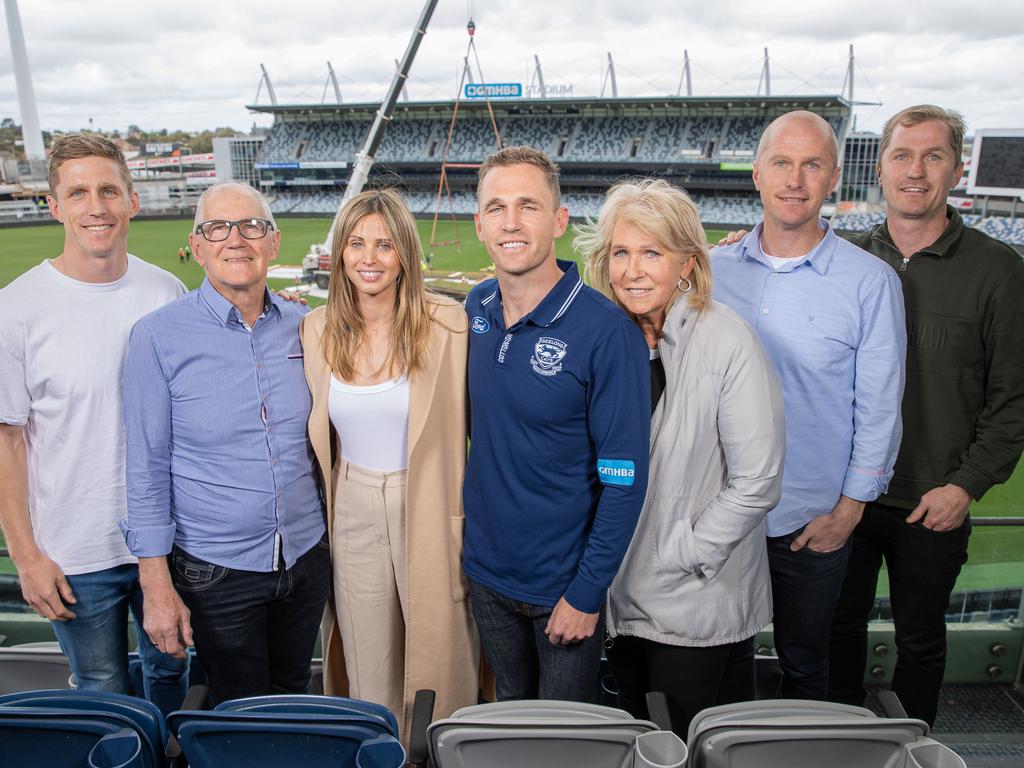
[577,178,711,316]
[322,189,432,380]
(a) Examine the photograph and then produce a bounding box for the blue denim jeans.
[468,579,604,702]
[172,539,331,706]
[766,528,852,700]
[51,564,189,717]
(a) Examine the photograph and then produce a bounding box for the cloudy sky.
[2,0,1022,136]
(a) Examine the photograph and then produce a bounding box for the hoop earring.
[677,277,693,294]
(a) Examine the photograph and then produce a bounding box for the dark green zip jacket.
[845,207,1024,509]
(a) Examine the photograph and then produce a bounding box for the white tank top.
[328,374,410,472]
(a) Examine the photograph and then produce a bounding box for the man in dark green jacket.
[828,105,1024,726]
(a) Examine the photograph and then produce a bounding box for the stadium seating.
[831,212,1024,245]
[168,693,404,768]
[0,642,72,694]
[255,114,821,167]
[0,693,163,768]
[686,700,966,768]
[423,699,682,768]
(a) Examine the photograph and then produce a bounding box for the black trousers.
[172,540,331,706]
[828,501,970,726]
[607,634,754,741]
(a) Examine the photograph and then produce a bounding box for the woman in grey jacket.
[578,179,786,738]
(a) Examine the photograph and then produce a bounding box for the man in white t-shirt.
[0,134,189,714]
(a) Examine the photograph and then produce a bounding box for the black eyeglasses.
[194,218,274,242]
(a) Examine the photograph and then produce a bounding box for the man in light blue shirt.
[713,111,906,700]
[121,183,328,705]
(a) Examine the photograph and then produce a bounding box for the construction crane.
[303,0,438,285]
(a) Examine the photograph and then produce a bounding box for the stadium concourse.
[241,94,1024,245]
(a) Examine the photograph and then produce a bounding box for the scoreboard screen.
[967,130,1024,197]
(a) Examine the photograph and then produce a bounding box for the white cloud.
[0,0,1021,134]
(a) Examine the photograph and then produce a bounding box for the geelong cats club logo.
[531,336,567,376]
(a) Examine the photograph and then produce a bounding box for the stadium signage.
[719,161,754,171]
[298,161,348,170]
[255,162,301,170]
[523,84,574,97]
[465,83,523,99]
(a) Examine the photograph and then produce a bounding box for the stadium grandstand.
[241,95,1024,246]
[246,95,849,227]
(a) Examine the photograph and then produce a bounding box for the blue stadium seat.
[169,694,404,768]
[213,693,399,736]
[170,718,404,768]
[0,688,167,767]
[0,688,166,765]
[0,708,146,768]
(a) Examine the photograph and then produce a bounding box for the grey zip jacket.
[608,298,786,646]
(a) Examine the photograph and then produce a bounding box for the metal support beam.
[677,49,693,97]
[530,54,546,98]
[255,63,277,106]
[757,47,771,96]
[601,52,618,98]
[323,61,342,104]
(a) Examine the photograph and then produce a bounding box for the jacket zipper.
[899,257,910,273]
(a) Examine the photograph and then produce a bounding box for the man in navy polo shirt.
[463,146,650,702]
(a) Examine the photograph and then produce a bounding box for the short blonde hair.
[577,179,711,315]
[478,145,561,208]
[879,104,966,162]
[48,133,133,195]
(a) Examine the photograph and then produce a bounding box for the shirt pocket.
[803,312,858,374]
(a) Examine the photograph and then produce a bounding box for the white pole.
[4,0,45,161]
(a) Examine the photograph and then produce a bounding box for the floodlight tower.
[4,0,45,161]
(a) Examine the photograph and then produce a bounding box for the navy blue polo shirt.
[463,261,650,613]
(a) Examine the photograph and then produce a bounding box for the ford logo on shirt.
[471,316,490,334]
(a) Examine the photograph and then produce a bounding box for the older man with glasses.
[120,183,330,705]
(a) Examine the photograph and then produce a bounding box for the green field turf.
[1,217,1021,595]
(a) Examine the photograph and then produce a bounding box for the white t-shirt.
[0,256,185,575]
[328,374,410,473]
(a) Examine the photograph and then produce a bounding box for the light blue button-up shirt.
[121,278,324,571]
[713,221,906,537]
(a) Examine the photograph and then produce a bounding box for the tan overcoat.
[300,297,479,730]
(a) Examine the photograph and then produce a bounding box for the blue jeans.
[172,539,331,706]
[766,528,852,700]
[468,579,604,702]
[51,564,189,717]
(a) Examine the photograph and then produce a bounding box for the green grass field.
[1,217,1021,597]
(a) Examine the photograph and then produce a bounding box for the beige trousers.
[332,460,408,729]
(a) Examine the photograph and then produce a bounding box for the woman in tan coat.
[301,189,478,740]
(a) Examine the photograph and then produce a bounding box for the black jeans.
[172,539,331,706]
[468,579,605,703]
[829,502,970,726]
[607,634,754,740]
[766,528,852,700]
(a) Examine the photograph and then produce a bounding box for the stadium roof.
[247,94,852,120]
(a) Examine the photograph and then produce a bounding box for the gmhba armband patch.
[597,458,636,487]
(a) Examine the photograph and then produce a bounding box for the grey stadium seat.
[0,642,72,694]
[427,699,667,768]
[687,699,966,768]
